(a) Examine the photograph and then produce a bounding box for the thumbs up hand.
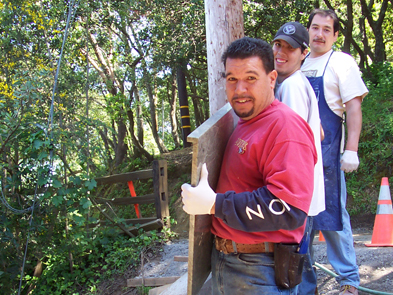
[181,163,216,215]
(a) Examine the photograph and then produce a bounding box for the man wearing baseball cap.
[273,22,326,294]
[273,22,311,82]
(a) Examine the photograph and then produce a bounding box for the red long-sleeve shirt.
[212,100,317,244]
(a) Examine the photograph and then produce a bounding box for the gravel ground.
[139,239,189,280]
[313,229,393,294]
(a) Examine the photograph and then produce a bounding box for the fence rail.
[91,160,169,233]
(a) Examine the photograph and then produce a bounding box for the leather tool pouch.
[274,243,306,289]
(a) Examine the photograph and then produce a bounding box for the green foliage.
[170,173,190,208]
[29,228,165,295]
[161,217,179,241]
[137,285,153,295]
[346,62,393,215]
[244,0,314,40]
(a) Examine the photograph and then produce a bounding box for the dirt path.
[314,229,393,294]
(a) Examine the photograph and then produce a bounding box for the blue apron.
[306,51,343,231]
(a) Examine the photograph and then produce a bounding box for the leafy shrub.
[30,227,166,295]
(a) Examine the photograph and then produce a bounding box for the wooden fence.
[91,160,169,235]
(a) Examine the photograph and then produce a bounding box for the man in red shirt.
[182,37,317,294]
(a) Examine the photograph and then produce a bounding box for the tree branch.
[88,195,135,238]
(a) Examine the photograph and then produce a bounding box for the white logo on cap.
[283,24,296,35]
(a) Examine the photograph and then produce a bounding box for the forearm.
[214,187,307,232]
[345,97,362,152]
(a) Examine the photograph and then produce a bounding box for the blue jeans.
[298,171,360,294]
[297,217,317,295]
[211,246,298,295]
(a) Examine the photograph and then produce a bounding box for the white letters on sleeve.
[245,199,291,220]
[246,205,264,220]
[269,199,291,215]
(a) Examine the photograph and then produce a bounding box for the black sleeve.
[214,186,307,232]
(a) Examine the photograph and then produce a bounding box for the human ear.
[269,70,278,89]
[301,48,308,61]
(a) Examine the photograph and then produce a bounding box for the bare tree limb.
[89,195,135,238]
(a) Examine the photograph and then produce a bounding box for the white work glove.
[340,150,359,172]
[181,163,216,215]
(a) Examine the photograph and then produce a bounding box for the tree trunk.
[169,73,181,149]
[342,0,353,54]
[134,86,144,145]
[144,70,168,153]
[177,66,192,148]
[114,117,128,167]
[205,0,244,115]
[185,71,207,127]
[323,0,367,69]
[130,85,144,159]
[359,17,372,69]
[98,127,114,165]
[359,0,388,63]
[126,109,154,162]
[86,30,129,168]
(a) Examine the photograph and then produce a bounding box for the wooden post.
[205,0,244,116]
[187,103,238,295]
[153,160,170,227]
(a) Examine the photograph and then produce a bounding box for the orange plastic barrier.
[127,181,141,219]
[365,177,393,247]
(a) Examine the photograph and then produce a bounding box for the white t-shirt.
[301,49,369,118]
[275,70,325,216]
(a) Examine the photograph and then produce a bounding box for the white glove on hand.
[340,150,359,172]
[181,163,216,215]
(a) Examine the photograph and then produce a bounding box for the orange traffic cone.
[318,230,325,242]
[365,177,393,247]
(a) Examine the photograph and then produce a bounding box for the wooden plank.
[95,194,155,205]
[186,102,238,295]
[174,256,188,262]
[128,219,164,235]
[88,217,158,228]
[88,218,163,235]
[127,276,180,287]
[153,160,170,224]
[95,169,153,185]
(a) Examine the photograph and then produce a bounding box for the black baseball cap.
[273,22,309,49]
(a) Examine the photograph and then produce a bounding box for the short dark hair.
[221,37,274,74]
[307,9,339,34]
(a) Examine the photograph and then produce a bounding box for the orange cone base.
[318,230,325,242]
[365,214,393,247]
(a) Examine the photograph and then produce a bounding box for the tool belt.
[215,236,274,254]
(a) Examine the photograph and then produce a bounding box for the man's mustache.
[313,38,325,43]
[232,95,253,100]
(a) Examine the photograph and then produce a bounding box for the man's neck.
[309,49,332,58]
[277,68,300,84]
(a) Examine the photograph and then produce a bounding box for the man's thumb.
[199,163,209,184]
